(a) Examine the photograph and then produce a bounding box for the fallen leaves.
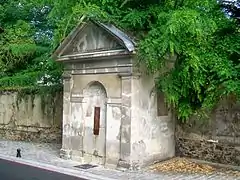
[148,157,240,177]
[149,157,216,174]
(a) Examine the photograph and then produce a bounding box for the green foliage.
[136,1,240,120]
[0,0,62,94]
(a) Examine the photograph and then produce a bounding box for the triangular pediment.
[54,20,136,59]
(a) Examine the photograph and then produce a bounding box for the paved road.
[0,158,86,180]
[0,140,239,180]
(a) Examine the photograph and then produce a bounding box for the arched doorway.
[82,81,107,164]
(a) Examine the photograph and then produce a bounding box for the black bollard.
[16,148,21,158]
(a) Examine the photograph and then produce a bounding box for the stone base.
[60,149,71,160]
[117,159,131,170]
[60,149,84,162]
[105,162,117,169]
[71,150,84,162]
[83,153,105,165]
[60,149,106,165]
[117,159,155,171]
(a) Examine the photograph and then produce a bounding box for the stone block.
[71,136,83,150]
[83,127,94,154]
[62,135,72,149]
[120,142,131,160]
[71,150,84,162]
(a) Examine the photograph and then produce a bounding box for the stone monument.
[53,19,175,169]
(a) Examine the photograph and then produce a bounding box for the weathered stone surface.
[0,92,62,143]
[61,22,122,56]
[130,75,175,168]
[56,20,175,169]
[0,126,61,143]
[176,137,240,166]
[176,97,240,166]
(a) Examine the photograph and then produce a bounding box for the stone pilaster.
[105,97,122,167]
[117,73,132,169]
[129,74,142,169]
[60,73,72,159]
[69,95,85,162]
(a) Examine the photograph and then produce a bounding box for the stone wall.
[0,91,62,143]
[130,74,175,167]
[176,98,240,166]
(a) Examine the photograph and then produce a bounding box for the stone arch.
[82,81,107,164]
[83,81,107,122]
[83,81,108,98]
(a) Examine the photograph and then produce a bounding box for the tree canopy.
[0,0,61,91]
[0,0,239,121]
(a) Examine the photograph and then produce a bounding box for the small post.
[16,148,21,158]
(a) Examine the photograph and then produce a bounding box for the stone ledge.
[107,98,122,104]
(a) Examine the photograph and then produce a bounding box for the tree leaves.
[0,0,62,88]
[132,1,240,121]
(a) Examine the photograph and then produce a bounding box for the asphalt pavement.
[0,140,239,180]
[0,158,87,180]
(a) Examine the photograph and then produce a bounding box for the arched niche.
[149,87,168,117]
[82,81,107,163]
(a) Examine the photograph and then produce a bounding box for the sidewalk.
[0,139,239,180]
